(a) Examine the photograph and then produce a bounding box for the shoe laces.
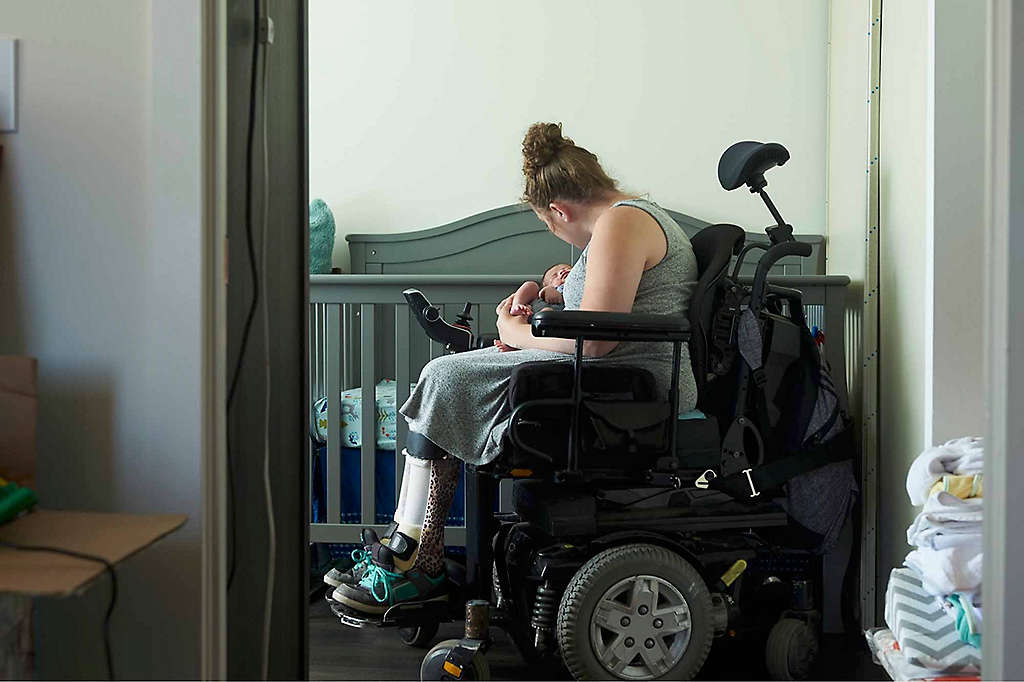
[360,563,403,603]
[350,547,370,567]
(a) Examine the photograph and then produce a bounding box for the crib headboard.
[346,203,825,277]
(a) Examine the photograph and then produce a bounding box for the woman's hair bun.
[522,122,572,174]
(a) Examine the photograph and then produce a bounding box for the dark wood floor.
[309,598,887,681]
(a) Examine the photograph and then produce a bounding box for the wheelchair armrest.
[531,310,690,342]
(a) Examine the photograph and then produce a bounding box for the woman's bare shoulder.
[593,204,665,255]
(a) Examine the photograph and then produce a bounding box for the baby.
[510,263,572,317]
[493,263,572,352]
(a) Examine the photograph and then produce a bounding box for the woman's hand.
[496,295,530,348]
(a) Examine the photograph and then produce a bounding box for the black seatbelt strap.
[709,427,855,499]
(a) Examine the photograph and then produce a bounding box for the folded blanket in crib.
[885,568,981,674]
[311,379,417,450]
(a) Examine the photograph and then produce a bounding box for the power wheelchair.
[331,141,855,681]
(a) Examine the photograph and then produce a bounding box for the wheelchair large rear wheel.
[556,543,713,681]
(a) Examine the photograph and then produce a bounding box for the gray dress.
[400,199,699,465]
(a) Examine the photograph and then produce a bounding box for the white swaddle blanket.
[904,545,983,598]
[905,492,983,597]
[906,437,984,506]
[907,491,983,549]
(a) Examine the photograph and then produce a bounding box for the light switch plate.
[0,38,16,132]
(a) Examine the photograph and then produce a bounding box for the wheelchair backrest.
[687,224,746,399]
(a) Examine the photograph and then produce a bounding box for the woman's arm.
[575,207,665,356]
[496,207,666,356]
[495,296,576,353]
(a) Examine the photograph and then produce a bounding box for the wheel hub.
[589,575,692,680]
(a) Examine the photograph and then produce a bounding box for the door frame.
[200,0,228,678]
[982,1,1024,678]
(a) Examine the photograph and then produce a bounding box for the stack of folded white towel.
[904,436,984,611]
[893,438,984,664]
[869,438,985,680]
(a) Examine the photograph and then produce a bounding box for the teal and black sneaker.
[333,564,449,615]
[323,524,395,589]
[322,549,370,589]
[330,529,420,606]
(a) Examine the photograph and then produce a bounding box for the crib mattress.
[311,379,416,450]
[884,568,981,675]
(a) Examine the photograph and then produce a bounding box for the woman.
[334,122,699,614]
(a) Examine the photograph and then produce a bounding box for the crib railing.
[309,274,530,544]
[308,273,853,546]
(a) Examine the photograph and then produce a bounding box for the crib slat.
[395,304,410,500]
[326,303,342,524]
[308,305,315,516]
[343,304,354,390]
[360,304,376,526]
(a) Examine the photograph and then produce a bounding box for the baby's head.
[543,263,572,288]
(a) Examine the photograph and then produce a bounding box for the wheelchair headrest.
[718,141,790,191]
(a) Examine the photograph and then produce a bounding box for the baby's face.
[543,264,572,288]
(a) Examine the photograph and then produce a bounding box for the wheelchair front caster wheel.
[400,622,440,648]
[765,617,818,680]
[420,639,490,681]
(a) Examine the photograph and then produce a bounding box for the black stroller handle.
[749,240,812,312]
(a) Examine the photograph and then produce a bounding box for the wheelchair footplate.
[328,595,452,629]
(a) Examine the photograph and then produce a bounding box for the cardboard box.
[0,356,37,487]
[0,356,186,596]
[0,510,186,596]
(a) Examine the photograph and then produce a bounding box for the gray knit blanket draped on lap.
[400,199,699,466]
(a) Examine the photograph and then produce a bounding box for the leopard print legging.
[412,456,460,576]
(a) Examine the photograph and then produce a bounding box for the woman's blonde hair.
[521,122,619,209]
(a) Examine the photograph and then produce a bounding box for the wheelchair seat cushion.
[504,361,723,474]
[507,361,658,408]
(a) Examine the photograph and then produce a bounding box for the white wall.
[826,0,871,417]
[309,0,829,272]
[877,0,930,610]
[0,1,202,678]
[872,0,989,618]
[928,0,986,444]
[826,0,869,288]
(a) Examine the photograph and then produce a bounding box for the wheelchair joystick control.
[454,302,473,330]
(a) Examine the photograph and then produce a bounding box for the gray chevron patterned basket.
[884,568,981,674]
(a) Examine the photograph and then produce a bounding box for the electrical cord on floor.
[0,541,117,680]
[226,0,267,594]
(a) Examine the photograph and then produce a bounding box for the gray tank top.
[560,198,699,412]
